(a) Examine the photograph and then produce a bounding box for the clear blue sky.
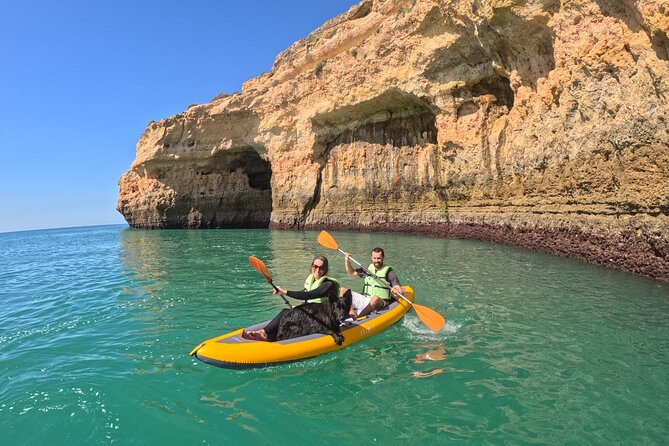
[0,0,360,233]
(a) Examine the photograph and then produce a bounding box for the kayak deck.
[191,286,415,369]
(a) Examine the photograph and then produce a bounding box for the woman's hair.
[312,255,329,273]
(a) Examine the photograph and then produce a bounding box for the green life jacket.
[303,275,341,304]
[363,264,393,301]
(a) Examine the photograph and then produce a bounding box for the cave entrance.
[212,146,272,192]
[200,146,272,228]
[312,89,439,151]
[302,90,440,225]
[325,110,437,150]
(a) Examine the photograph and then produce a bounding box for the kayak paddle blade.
[316,230,447,333]
[413,303,446,332]
[248,256,273,283]
[317,230,339,251]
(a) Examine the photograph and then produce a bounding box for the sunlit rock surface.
[118,0,669,281]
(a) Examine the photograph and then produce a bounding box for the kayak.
[190,286,415,369]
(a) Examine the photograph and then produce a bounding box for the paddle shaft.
[249,257,292,308]
[270,281,293,308]
[257,273,292,307]
[317,231,444,331]
[341,248,413,307]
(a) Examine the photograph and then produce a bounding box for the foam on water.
[402,314,461,336]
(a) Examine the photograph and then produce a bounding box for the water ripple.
[1,226,668,444]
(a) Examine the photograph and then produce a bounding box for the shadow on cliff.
[162,147,273,229]
[303,89,445,223]
[122,145,273,230]
[120,105,276,229]
[422,5,556,91]
[593,0,669,61]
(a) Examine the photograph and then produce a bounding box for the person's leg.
[244,329,268,341]
[371,295,387,310]
[244,308,289,341]
[350,291,370,318]
[357,295,381,317]
[358,295,389,317]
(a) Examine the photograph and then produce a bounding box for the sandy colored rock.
[118,0,669,282]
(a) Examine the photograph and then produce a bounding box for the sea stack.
[117,0,669,282]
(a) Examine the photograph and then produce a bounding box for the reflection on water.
[412,343,447,378]
[413,343,447,363]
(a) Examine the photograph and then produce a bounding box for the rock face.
[117,0,669,282]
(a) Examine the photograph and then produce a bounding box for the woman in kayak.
[243,255,341,341]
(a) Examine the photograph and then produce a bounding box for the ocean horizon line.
[0,222,129,236]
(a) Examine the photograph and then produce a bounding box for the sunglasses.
[311,264,326,271]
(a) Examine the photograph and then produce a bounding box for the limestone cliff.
[117,0,669,282]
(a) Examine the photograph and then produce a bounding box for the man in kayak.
[243,256,345,342]
[343,247,405,318]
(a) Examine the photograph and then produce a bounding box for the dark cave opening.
[325,111,437,150]
[211,146,272,191]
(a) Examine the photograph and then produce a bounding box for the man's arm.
[344,253,358,276]
[387,270,405,295]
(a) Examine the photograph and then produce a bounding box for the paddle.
[248,256,292,308]
[317,230,446,332]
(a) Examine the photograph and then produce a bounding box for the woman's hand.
[274,286,287,296]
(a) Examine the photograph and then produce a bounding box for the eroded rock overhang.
[117,0,669,282]
[118,108,272,229]
[303,88,446,227]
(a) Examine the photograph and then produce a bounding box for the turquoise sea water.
[1,225,668,445]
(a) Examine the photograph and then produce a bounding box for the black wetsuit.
[263,280,338,341]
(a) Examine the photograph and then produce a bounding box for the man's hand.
[391,285,405,296]
[344,252,356,276]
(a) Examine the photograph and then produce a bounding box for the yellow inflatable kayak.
[190,286,415,369]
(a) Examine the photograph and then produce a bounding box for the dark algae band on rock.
[299,216,669,284]
[117,0,669,283]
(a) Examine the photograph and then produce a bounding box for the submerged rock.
[117,0,669,282]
